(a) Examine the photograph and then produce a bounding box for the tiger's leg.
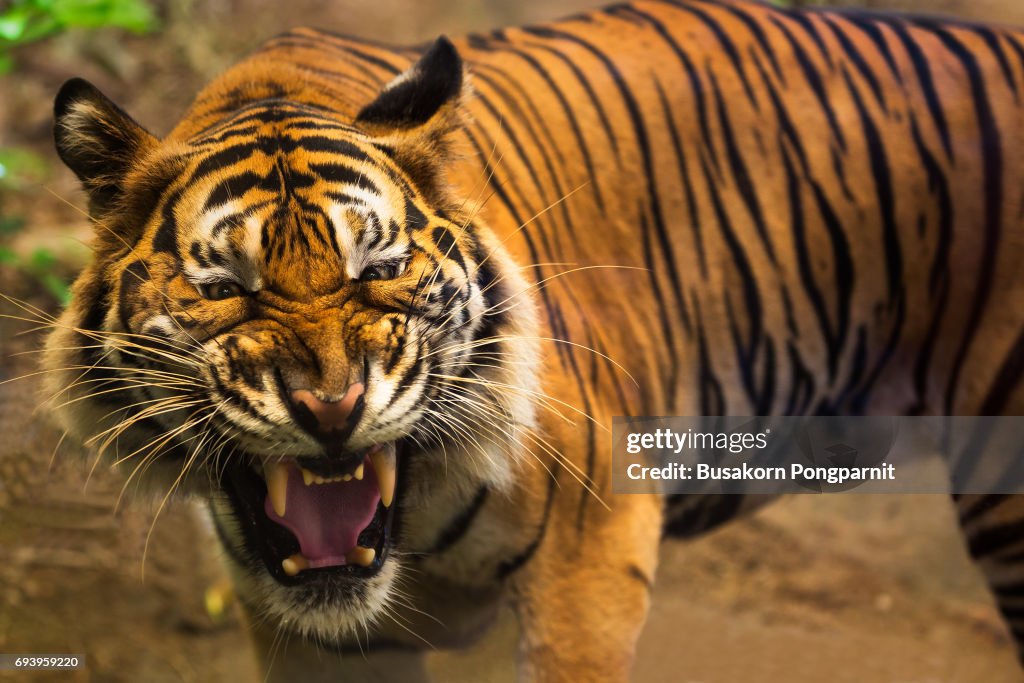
[955,494,1024,661]
[510,491,663,682]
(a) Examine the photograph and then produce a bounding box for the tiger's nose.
[290,383,365,434]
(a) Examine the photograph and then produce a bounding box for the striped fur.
[43,0,1024,679]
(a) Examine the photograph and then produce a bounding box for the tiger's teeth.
[346,546,376,567]
[343,474,352,482]
[263,460,289,517]
[354,464,364,481]
[281,553,309,576]
[301,467,315,486]
[369,445,396,508]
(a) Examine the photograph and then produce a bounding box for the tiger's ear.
[53,78,158,216]
[355,37,468,202]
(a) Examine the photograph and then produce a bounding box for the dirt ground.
[3,1,1024,681]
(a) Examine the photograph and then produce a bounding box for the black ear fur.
[53,78,156,214]
[355,37,464,128]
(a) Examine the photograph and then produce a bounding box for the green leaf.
[51,0,156,33]
[0,215,27,236]
[29,247,57,270]
[0,11,29,42]
[40,271,71,305]
[0,147,48,189]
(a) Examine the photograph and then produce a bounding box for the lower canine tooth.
[263,460,289,517]
[281,554,309,576]
[369,445,396,508]
[346,546,376,567]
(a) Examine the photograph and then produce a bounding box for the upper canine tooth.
[354,464,364,481]
[301,468,315,486]
[263,460,289,517]
[369,445,396,508]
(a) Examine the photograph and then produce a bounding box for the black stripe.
[909,114,952,413]
[884,20,954,158]
[782,5,833,67]
[693,298,726,416]
[968,518,1024,559]
[918,25,1004,415]
[653,78,706,278]
[203,170,264,212]
[980,326,1024,416]
[713,0,787,83]
[699,150,764,394]
[779,143,843,385]
[461,88,562,272]
[497,473,558,580]
[618,6,718,174]
[486,44,607,213]
[461,128,570,369]
[307,162,380,195]
[152,188,183,254]
[975,27,1018,98]
[518,41,621,162]
[707,65,776,263]
[784,341,816,416]
[340,44,404,75]
[770,14,847,152]
[626,564,652,589]
[660,1,760,111]
[842,66,901,305]
[820,14,887,111]
[523,24,691,386]
[428,486,490,554]
[639,206,681,395]
[470,67,574,253]
[842,14,903,84]
[957,494,1011,527]
[1006,34,1024,75]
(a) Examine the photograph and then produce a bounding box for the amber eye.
[199,282,244,301]
[359,262,402,282]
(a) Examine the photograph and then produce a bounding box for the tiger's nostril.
[290,383,365,434]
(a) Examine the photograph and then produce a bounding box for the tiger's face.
[43,39,538,641]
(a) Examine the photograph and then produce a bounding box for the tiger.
[39,0,1024,679]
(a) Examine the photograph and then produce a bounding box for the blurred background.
[2,1,1024,681]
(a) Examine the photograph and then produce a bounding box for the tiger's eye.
[200,282,243,300]
[360,263,401,282]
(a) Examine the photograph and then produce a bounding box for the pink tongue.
[264,462,380,568]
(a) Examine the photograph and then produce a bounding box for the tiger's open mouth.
[221,442,400,583]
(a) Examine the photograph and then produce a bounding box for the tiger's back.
[194,0,1024,423]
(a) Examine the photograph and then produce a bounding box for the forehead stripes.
[147,104,455,297]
